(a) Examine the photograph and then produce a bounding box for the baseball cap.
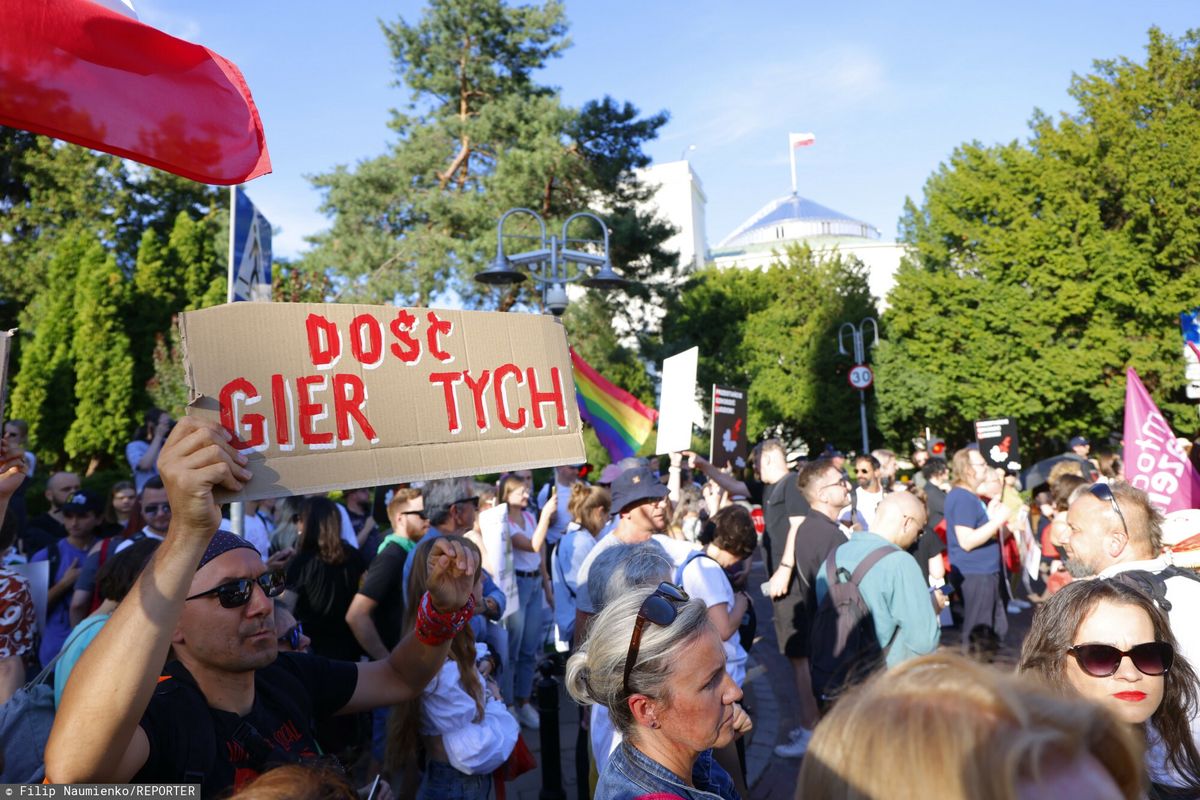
[822,443,844,458]
[610,466,669,514]
[62,490,103,515]
[1069,436,1090,448]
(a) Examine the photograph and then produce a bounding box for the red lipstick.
[1113,691,1147,702]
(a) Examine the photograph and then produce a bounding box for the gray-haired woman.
[566,583,750,800]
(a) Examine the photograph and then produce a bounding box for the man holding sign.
[46,419,480,795]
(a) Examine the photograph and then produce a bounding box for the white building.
[709,193,907,305]
[634,159,708,272]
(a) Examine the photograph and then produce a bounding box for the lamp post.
[838,317,880,454]
[474,208,628,315]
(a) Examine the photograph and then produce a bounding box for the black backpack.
[809,545,896,708]
[1110,565,1200,613]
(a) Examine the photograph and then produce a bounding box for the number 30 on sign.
[848,365,873,390]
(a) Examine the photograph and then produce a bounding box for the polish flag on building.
[789,132,816,148]
[0,0,271,185]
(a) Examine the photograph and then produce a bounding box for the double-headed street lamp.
[474,208,629,315]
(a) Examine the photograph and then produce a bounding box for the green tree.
[877,28,1200,457]
[662,245,879,450]
[65,242,134,473]
[9,230,85,467]
[304,0,677,326]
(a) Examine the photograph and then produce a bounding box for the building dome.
[714,193,880,253]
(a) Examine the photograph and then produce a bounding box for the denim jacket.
[594,742,739,800]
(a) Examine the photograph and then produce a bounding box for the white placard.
[655,347,699,455]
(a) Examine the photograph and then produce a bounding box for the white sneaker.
[516,703,541,730]
[774,727,813,758]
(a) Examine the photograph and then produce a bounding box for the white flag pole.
[789,138,798,195]
[226,184,245,539]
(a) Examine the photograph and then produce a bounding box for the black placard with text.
[710,385,748,469]
[974,417,1021,473]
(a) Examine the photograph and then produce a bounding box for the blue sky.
[136,1,1198,260]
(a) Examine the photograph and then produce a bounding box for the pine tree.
[65,241,134,473]
[9,231,85,467]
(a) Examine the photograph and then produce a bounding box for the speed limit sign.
[848,364,873,390]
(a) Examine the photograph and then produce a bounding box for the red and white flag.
[1124,367,1200,512]
[0,0,271,185]
[789,132,816,148]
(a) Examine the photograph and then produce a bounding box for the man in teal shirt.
[816,492,941,667]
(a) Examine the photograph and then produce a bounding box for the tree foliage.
[877,28,1200,457]
[661,246,879,451]
[65,241,134,472]
[303,0,678,333]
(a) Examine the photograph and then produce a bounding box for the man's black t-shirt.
[22,512,65,556]
[762,475,812,572]
[357,541,408,650]
[135,653,359,797]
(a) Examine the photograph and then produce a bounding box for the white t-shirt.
[508,510,542,573]
[852,487,885,529]
[678,551,748,687]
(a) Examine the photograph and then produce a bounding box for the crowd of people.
[1,410,1200,800]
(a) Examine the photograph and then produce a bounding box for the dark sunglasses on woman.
[1068,641,1174,677]
[623,582,690,695]
[185,571,286,609]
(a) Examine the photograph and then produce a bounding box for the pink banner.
[1124,367,1200,512]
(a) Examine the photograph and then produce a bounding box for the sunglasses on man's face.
[453,496,480,509]
[185,571,286,609]
[623,582,690,695]
[1068,641,1173,678]
[142,503,171,516]
[399,509,427,520]
[278,622,304,650]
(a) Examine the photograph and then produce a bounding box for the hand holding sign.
[158,418,252,538]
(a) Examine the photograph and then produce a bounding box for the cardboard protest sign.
[655,347,699,455]
[180,303,585,501]
[710,385,748,469]
[974,417,1021,472]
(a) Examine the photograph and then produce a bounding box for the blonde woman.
[797,652,1143,799]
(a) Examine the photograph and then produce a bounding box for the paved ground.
[505,553,1039,800]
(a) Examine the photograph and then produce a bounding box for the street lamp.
[474,208,629,315]
[838,317,880,454]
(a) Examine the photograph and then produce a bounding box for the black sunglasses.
[453,496,480,509]
[1068,641,1173,678]
[186,571,286,609]
[143,503,171,516]
[623,582,690,695]
[822,477,850,489]
[278,621,304,650]
[1089,483,1129,538]
[399,509,428,520]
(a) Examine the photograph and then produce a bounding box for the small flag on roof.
[789,132,816,148]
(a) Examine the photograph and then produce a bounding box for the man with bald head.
[815,492,941,671]
[23,470,81,555]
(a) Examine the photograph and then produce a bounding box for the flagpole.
[226,184,245,539]
[789,139,797,195]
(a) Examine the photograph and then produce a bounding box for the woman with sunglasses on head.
[1018,579,1200,798]
[567,582,750,800]
[386,535,517,800]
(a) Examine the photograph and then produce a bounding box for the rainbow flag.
[570,348,658,462]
